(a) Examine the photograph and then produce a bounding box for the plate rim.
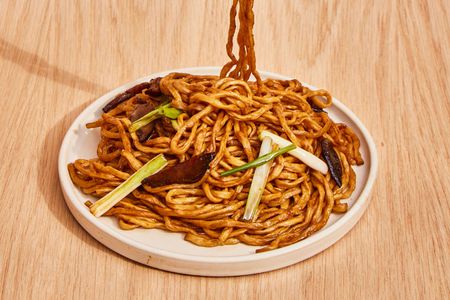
[58,66,378,264]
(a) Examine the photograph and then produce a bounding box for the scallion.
[242,137,273,221]
[259,130,328,174]
[89,154,168,217]
[220,143,296,177]
[129,102,182,132]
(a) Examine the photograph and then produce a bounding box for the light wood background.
[0,0,449,299]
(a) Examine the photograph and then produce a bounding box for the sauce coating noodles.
[68,0,363,252]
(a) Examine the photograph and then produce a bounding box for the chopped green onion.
[242,137,273,222]
[163,106,182,119]
[129,102,182,132]
[259,130,328,174]
[220,144,295,177]
[89,154,168,217]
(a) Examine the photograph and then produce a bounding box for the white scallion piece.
[242,136,273,221]
[259,130,328,174]
[89,154,168,217]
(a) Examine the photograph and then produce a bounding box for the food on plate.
[68,0,363,252]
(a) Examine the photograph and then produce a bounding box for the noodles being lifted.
[68,0,363,252]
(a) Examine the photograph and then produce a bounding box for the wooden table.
[1,1,448,299]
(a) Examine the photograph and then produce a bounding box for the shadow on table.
[37,101,120,257]
[0,38,107,94]
[38,102,176,271]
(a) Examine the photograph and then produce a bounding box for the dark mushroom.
[125,82,150,95]
[143,153,216,187]
[102,82,151,113]
[102,93,134,113]
[154,117,176,137]
[130,102,157,142]
[321,138,342,187]
[130,102,156,122]
[144,77,162,97]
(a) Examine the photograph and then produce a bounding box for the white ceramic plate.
[58,67,378,276]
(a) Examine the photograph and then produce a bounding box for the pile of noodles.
[68,0,363,252]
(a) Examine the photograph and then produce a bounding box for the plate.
[58,67,378,276]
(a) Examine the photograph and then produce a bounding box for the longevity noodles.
[68,0,363,252]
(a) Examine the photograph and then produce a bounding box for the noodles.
[67,0,363,252]
[220,0,262,85]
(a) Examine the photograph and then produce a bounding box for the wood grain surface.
[0,0,449,299]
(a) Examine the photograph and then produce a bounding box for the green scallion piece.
[220,144,296,177]
[89,154,168,217]
[242,137,273,222]
[129,102,182,132]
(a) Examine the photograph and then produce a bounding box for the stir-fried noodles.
[68,0,363,252]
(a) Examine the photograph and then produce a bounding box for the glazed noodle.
[68,0,363,252]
